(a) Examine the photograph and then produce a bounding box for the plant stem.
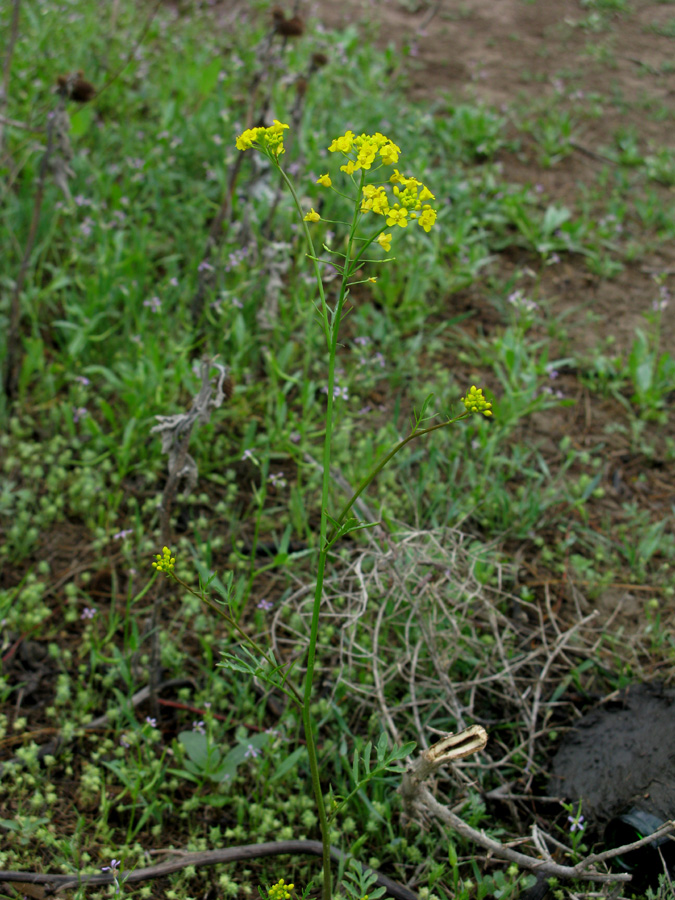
[176,574,303,708]
[327,414,469,543]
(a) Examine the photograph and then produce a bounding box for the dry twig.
[0,840,418,900]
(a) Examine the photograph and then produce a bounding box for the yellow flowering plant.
[151,121,493,900]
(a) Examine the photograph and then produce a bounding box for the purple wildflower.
[143,296,161,313]
[568,814,585,832]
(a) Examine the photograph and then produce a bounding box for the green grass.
[2,0,675,898]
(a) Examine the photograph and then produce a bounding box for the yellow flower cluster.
[268,879,295,900]
[235,119,289,157]
[360,172,437,232]
[323,130,438,234]
[152,546,176,574]
[461,386,493,417]
[328,130,401,172]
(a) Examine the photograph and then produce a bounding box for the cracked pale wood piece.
[400,724,488,809]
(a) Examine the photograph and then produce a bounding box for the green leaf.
[542,204,571,235]
[198,57,222,96]
[178,730,210,768]
[269,746,307,783]
[70,105,94,137]
[376,731,388,762]
[363,740,372,775]
[352,747,359,785]
[386,741,416,762]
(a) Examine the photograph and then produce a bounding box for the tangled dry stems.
[267,525,651,885]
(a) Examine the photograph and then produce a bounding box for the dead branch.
[0,840,418,900]
[0,0,21,155]
[3,98,61,402]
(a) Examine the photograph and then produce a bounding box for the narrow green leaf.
[363,741,372,775]
[269,747,307,783]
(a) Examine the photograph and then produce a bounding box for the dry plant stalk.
[0,841,417,900]
[147,359,231,712]
[400,725,488,811]
[3,97,63,402]
[0,0,21,156]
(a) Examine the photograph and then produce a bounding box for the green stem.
[174,573,303,708]
[240,458,269,624]
[278,161,365,900]
[327,414,469,544]
[277,166,331,344]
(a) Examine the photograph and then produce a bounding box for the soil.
[549,682,675,826]
[307,0,675,636]
[310,0,675,349]
[548,682,675,889]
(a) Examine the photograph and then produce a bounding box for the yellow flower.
[371,189,389,215]
[235,127,263,151]
[368,277,377,283]
[152,546,176,575]
[329,130,355,153]
[356,140,378,170]
[303,208,321,222]
[235,121,289,157]
[317,173,331,187]
[377,233,392,252]
[340,160,356,175]
[418,205,437,232]
[386,206,408,228]
[268,119,289,135]
[268,879,295,900]
[379,141,401,165]
[461,385,493,416]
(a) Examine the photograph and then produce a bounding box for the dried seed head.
[311,52,328,69]
[56,70,96,103]
[271,7,304,36]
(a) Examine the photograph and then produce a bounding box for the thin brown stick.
[3,97,60,403]
[0,113,38,132]
[0,840,419,900]
[417,0,444,33]
[412,785,664,885]
[86,0,163,105]
[0,0,21,155]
